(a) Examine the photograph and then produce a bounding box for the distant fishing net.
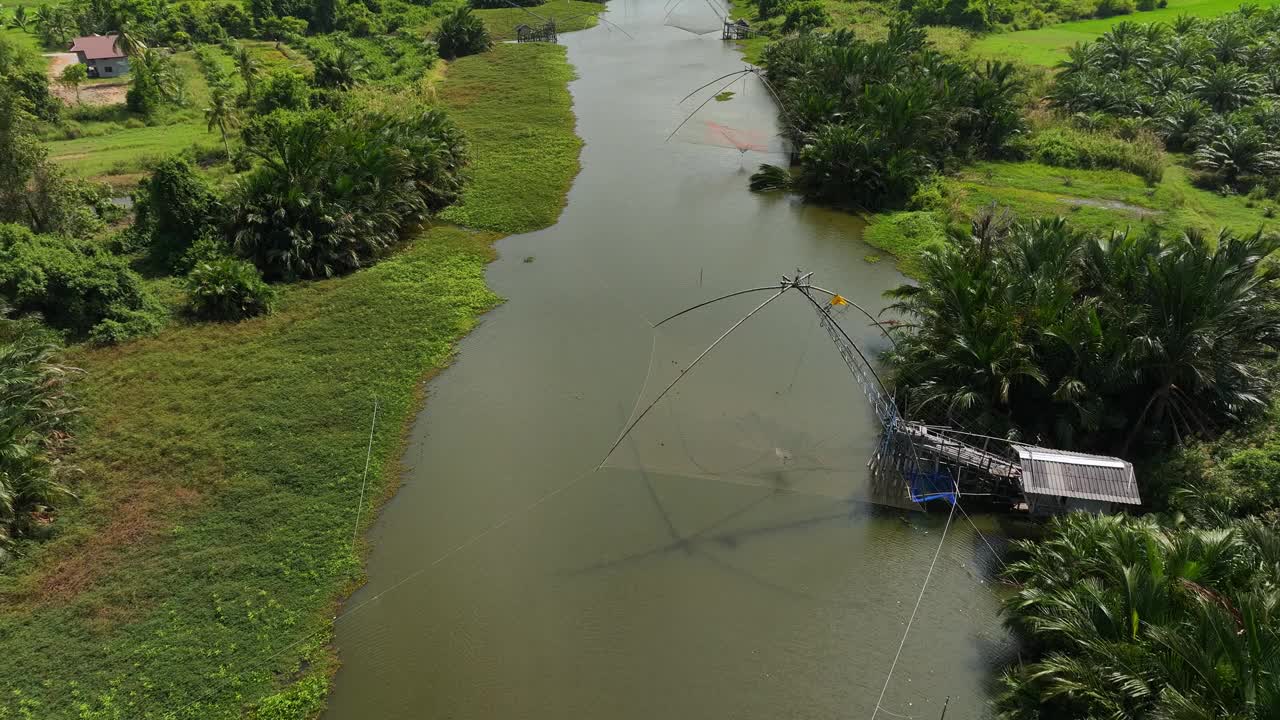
[664,12,721,35]
[600,293,910,508]
[668,73,792,156]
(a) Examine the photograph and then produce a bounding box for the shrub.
[748,164,793,192]
[0,224,164,342]
[1022,126,1165,183]
[186,258,275,321]
[436,6,491,60]
[254,69,312,115]
[781,1,830,32]
[230,107,468,279]
[756,0,788,17]
[133,157,224,272]
[1094,0,1134,15]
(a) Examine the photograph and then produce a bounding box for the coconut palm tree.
[112,19,147,58]
[205,86,237,157]
[32,5,71,47]
[232,43,260,99]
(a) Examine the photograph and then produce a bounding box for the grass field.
[438,44,582,231]
[970,0,1280,64]
[0,42,583,720]
[863,159,1277,274]
[49,120,215,177]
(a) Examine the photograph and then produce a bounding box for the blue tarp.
[908,468,957,505]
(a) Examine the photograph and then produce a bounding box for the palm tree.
[205,86,238,157]
[134,48,180,100]
[112,20,147,58]
[997,514,1280,720]
[887,217,1280,451]
[1157,93,1210,150]
[1058,42,1102,77]
[8,5,29,32]
[232,43,259,99]
[1188,62,1261,112]
[0,311,79,546]
[435,6,491,60]
[312,47,365,90]
[1089,228,1280,448]
[32,5,71,47]
[1193,124,1280,184]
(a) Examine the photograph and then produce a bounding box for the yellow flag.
[830,294,849,306]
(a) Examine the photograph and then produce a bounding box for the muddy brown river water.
[324,3,1011,717]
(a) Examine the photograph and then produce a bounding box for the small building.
[1015,446,1142,515]
[69,35,129,78]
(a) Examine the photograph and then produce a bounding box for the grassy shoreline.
[0,42,583,720]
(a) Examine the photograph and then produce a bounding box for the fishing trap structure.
[516,20,559,42]
[603,272,1142,515]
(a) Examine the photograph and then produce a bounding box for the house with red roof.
[68,35,129,78]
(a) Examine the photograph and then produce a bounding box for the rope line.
[956,500,1007,570]
[351,395,380,551]
[869,500,957,720]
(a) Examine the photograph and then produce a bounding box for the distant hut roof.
[69,34,125,60]
[734,18,750,26]
[515,23,531,30]
[1015,446,1142,505]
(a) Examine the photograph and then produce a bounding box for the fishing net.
[600,289,914,509]
[668,72,792,156]
[663,0,725,34]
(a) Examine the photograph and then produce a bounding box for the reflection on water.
[324,1,1011,717]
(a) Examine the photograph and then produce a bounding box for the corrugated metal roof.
[69,35,123,60]
[1015,446,1142,505]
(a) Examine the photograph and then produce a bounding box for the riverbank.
[0,43,583,720]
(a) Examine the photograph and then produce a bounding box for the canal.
[325,2,1011,717]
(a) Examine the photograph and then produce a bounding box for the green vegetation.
[861,210,949,275]
[436,5,491,59]
[1050,10,1280,193]
[0,27,583,719]
[0,312,78,554]
[998,513,1280,719]
[230,105,467,279]
[437,44,582,232]
[443,1,604,41]
[750,21,1024,209]
[971,0,1280,63]
[886,213,1280,452]
[184,257,275,320]
[0,224,164,342]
